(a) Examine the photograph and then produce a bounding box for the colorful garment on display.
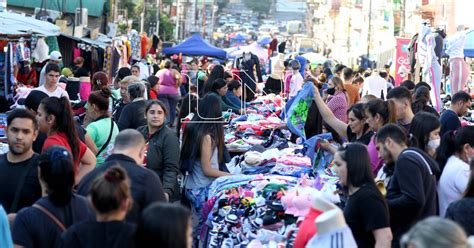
[128,30,141,61]
[304,133,334,173]
[285,82,315,141]
[15,38,30,62]
[31,37,49,63]
[419,25,442,111]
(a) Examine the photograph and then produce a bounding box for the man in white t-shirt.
[362,72,388,100]
[36,63,69,98]
[38,51,62,87]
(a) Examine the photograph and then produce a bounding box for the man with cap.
[38,51,62,87]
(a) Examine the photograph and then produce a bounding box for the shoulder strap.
[97,118,114,155]
[9,156,36,213]
[33,204,66,232]
[402,150,433,175]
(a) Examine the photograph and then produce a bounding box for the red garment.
[293,208,323,248]
[42,132,87,173]
[150,89,158,100]
[141,35,148,58]
[16,69,37,87]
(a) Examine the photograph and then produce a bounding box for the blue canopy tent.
[231,33,247,43]
[162,34,227,59]
[464,30,474,57]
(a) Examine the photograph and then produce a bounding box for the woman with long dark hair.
[203,64,225,96]
[409,112,440,157]
[138,100,180,201]
[36,97,96,184]
[411,86,439,117]
[312,84,373,147]
[437,126,474,217]
[208,79,241,114]
[135,203,192,248]
[12,146,94,248]
[364,98,397,175]
[334,143,392,248]
[62,166,135,247]
[181,94,230,240]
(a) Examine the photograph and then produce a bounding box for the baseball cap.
[49,51,62,61]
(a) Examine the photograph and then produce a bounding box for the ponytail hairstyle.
[92,71,109,91]
[88,87,112,113]
[40,97,80,161]
[409,112,440,152]
[39,146,75,207]
[365,98,397,125]
[89,165,132,214]
[411,86,430,114]
[436,126,474,172]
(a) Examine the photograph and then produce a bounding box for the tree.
[242,0,272,14]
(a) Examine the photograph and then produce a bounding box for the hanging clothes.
[141,33,148,59]
[235,52,263,102]
[31,37,49,63]
[419,26,442,112]
[446,30,469,95]
[15,38,31,62]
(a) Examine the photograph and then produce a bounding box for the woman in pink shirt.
[325,76,349,123]
[364,98,397,175]
[156,60,182,127]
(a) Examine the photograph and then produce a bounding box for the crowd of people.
[0,44,473,248]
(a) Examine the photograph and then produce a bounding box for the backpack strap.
[33,204,66,232]
[97,118,114,156]
[402,150,433,175]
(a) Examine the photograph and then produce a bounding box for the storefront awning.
[0,12,60,36]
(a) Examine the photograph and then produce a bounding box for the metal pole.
[156,0,160,36]
[401,0,406,37]
[210,0,216,42]
[140,2,145,33]
[367,0,372,57]
[175,0,180,40]
[202,0,206,37]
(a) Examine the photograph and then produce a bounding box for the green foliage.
[242,0,272,14]
[121,0,174,41]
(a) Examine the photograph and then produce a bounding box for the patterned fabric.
[327,91,348,123]
[285,82,315,140]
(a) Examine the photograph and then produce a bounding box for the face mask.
[244,54,251,61]
[426,138,440,150]
[326,87,336,95]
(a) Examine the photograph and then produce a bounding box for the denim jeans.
[157,93,181,125]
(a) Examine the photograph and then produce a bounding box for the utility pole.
[202,0,206,38]
[140,2,145,33]
[175,0,180,40]
[210,0,216,42]
[156,0,160,36]
[367,0,372,58]
[401,0,406,37]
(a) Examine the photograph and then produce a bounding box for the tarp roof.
[7,0,106,17]
[0,12,60,36]
[162,34,227,59]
